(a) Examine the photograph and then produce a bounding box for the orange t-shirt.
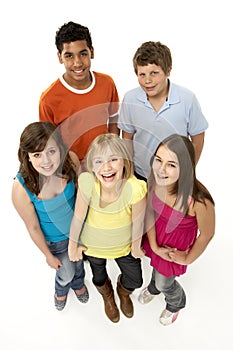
[39,71,119,160]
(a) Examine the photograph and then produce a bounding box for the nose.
[41,152,50,164]
[145,75,152,84]
[73,55,82,67]
[102,160,112,170]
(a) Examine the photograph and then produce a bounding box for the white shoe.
[159,309,179,326]
[138,287,155,304]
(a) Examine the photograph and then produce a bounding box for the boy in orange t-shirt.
[39,21,119,164]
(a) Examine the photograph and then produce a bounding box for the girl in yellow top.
[68,133,147,323]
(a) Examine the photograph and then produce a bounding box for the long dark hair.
[18,122,76,194]
[148,134,214,215]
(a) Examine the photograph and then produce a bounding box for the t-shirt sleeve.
[130,178,147,204]
[188,94,209,135]
[78,172,94,201]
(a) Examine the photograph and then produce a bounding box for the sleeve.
[78,172,95,200]
[118,95,136,134]
[130,178,147,205]
[39,95,56,124]
[188,94,209,136]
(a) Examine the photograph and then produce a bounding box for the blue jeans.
[148,268,186,313]
[86,253,143,290]
[47,239,85,297]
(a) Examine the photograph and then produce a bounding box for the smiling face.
[28,138,61,177]
[152,144,180,188]
[92,146,124,190]
[58,40,94,89]
[137,63,170,99]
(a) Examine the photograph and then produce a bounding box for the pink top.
[143,193,198,277]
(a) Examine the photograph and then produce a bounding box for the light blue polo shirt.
[16,173,76,242]
[118,81,208,178]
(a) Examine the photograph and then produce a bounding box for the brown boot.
[116,275,134,318]
[95,278,120,323]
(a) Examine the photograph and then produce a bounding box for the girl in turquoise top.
[12,122,89,311]
[139,134,215,326]
[68,133,147,323]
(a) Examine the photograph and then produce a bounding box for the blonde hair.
[85,133,133,179]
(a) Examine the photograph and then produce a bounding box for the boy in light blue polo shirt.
[118,41,208,180]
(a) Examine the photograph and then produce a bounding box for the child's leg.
[154,269,186,312]
[86,256,108,286]
[115,253,143,318]
[148,269,161,295]
[87,256,119,323]
[115,253,143,290]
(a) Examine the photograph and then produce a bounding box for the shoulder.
[40,79,61,101]
[93,71,116,85]
[170,82,199,104]
[12,177,31,205]
[191,197,215,217]
[125,176,147,203]
[122,87,144,102]
[78,172,95,195]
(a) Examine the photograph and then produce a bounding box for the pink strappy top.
[143,192,198,277]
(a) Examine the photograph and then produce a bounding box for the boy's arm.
[108,114,120,135]
[190,132,205,164]
[122,131,134,160]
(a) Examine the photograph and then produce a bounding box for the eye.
[48,149,56,155]
[154,157,161,163]
[64,53,73,59]
[93,159,102,165]
[32,153,41,158]
[151,71,158,76]
[168,163,176,168]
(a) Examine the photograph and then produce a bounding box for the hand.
[168,248,189,265]
[46,254,62,270]
[154,246,177,262]
[68,245,87,262]
[131,247,145,259]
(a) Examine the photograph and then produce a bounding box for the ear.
[166,67,172,77]
[90,47,94,59]
[57,51,63,64]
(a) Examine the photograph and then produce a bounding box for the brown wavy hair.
[17,122,77,194]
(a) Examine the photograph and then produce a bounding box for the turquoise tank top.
[16,173,76,242]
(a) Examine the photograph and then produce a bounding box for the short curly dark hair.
[55,21,92,53]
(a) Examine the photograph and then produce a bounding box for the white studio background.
[1,0,232,349]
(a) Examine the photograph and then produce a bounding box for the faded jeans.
[148,268,186,313]
[47,239,85,297]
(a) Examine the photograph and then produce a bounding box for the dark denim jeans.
[148,268,186,312]
[47,239,85,297]
[86,253,143,290]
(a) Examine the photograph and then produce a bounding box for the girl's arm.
[11,179,62,270]
[147,225,175,261]
[131,197,146,258]
[169,199,215,265]
[68,189,89,261]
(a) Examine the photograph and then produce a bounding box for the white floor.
[1,204,231,350]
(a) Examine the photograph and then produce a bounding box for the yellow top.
[78,172,147,258]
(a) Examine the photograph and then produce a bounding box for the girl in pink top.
[139,134,215,326]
